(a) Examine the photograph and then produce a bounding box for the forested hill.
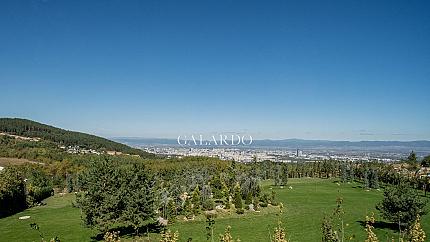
[0,118,153,158]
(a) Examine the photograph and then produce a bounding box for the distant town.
[115,138,430,163]
[141,146,404,163]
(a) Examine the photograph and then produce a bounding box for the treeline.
[0,118,154,158]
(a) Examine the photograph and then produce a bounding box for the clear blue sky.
[0,0,429,140]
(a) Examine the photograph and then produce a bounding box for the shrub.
[236,208,244,214]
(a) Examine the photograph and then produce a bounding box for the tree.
[280,164,288,185]
[202,184,215,211]
[233,183,243,213]
[206,213,216,242]
[167,198,177,222]
[421,155,430,167]
[340,163,348,183]
[191,185,201,215]
[274,164,282,186]
[219,226,238,242]
[376,182,427,229]
[0,166,27,217]
[408,215,426,242]
[368,169,379,189]
[408,151,417,163]
[321,215,339,242]
[76,160,155,234]
[272,221,289,242]
[66,175,74,193]
[364,213,379,242]
[363,169,370,189]
[183,195,193,218]
[121,164,156,235]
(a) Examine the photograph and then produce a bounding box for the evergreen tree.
[421,155,430,167]
[369,169,379,189]
[274,164,282,186]
[280,164,288,185]
[408,151,417,163]
[363,169,370,189]
[340,163,348,183]
[191,185,201,215]
[233,183,243,213]
[167,198,177,222]
[376,182,427,228]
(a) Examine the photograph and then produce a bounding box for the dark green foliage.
[26,168,53,205]
[368,169,379,189]
[241,176,261,202]
[421,155,430,167]
[376,182,428,227]
[66,175,74,193]
[235,208,244,214]
[0,118,154,158]
[183,196,193,218]
[205,213,216,241]
[244,192,252,205]
[0,167,27,217]
[167,198,177,222]
[274,164,282,186]
[233,183,242,213]
[191,186,201,215]
[201,185,215,211]
[76,159,155,233]
[321,215,339,242]
[363,169,370,189]
[408,151,417,163]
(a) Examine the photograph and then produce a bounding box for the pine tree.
[274,164,282,186]
[191,185,201,215]
[233,183,243,213]
[167,198,177,222]
[183,196,193,218]
[364,169,370,189]
[340,163,348,183]
[280,164,288,185]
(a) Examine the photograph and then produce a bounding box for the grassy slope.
[170,178,430,241]
[0,179,429,241]
[0,194,95,241]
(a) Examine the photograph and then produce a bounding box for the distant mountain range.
[113,137,430,153]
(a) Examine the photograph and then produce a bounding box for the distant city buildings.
[141,146,398,163]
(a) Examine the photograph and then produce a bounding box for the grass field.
[0,178,428,241]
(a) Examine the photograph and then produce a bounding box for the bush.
[202,198,215,211]
[236,208,244,214]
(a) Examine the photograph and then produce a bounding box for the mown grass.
[0,178,429,241]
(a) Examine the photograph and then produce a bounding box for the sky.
[0,0,429,141]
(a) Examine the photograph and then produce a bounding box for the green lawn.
[170,178,430,241]
[0,178,429,241]
[0,194,96,241]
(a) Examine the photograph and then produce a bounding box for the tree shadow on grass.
[356,220,398,232]
[91,222,163,241]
